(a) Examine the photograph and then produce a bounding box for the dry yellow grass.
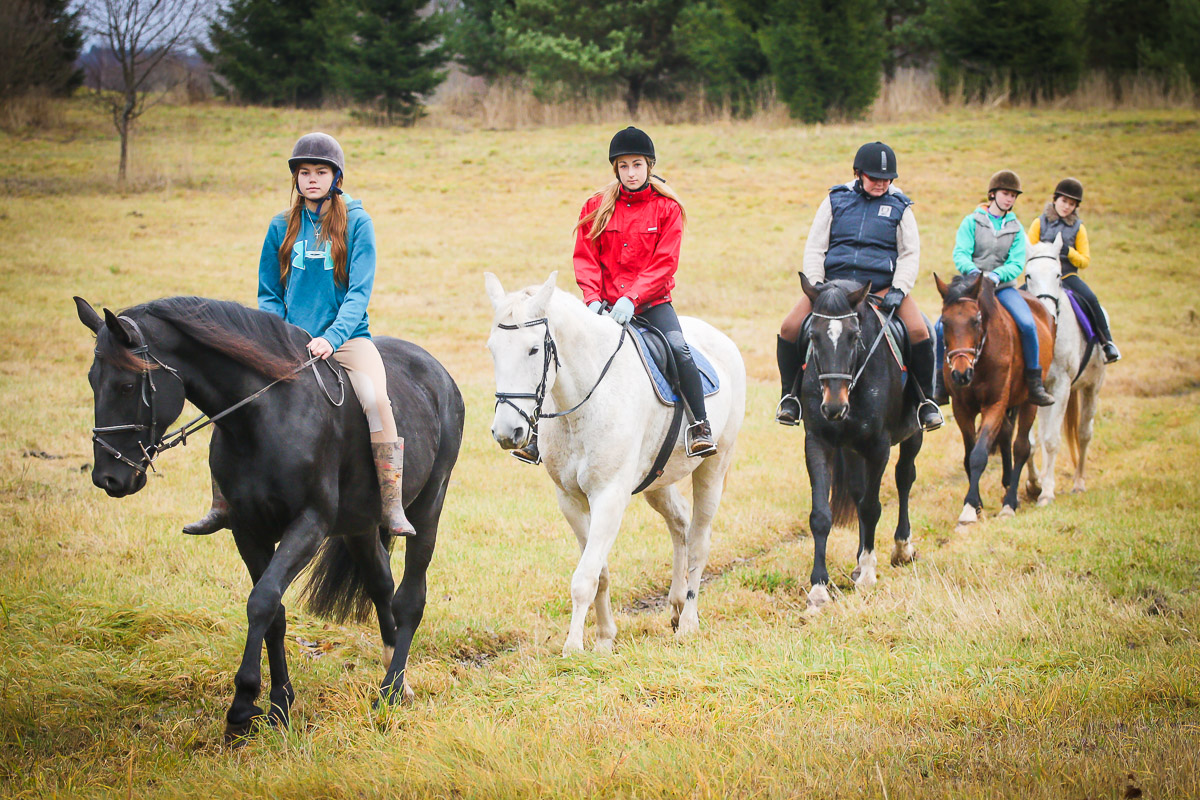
[0,99,1198,798]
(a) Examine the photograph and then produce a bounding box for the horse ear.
[1052,232,1063,249]
[799,273,819,302]
[846,282,870,308]
[934,273,950,299]
[484,272,506,310]
[103,308,136,347]
[529,271,557,316]
[75,296,102,333]
[967,272,984,300]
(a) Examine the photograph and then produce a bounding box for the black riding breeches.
[1061,274,1113,342]
[638,302,707,422]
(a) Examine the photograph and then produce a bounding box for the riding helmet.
[987,169,1023,196]
[288,132,345,174]
[853,141,898,180]
[1053,177,1084,203]
[608,127,655,163]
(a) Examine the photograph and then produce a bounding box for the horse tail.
[299,532,396,624]
[1064,389,1081,468]
[830,450,858,528]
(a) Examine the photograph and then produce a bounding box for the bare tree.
[84,0,208,189]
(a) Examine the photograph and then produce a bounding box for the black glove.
[1060,240,1071,259]
[880,287,905,312]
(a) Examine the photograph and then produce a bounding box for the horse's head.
[75,297,187,497]
[484,272,560,450]
[934,272,992,389]
[801,274,869,421]
[1024,234,1064,317]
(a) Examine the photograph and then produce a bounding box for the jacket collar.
[618,183,655,204]
[1042,200,1078,226]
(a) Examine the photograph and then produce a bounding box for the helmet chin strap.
[304,168,344,217]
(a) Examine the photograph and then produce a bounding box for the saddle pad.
[629,325,720,406]
[1063,288,1098,341]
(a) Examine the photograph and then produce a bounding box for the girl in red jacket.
[513,127,716,463]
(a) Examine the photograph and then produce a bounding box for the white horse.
[485,272,746,654]
[1023,235,1106,505]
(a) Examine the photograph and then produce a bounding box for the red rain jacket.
[573,183,682,314]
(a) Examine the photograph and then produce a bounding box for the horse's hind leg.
[1002,404,1039,516]
[643,486,691,634]
[564,489,631,655]
[677,454,732,638]
[341,531,398,669]
[1034,400,1065,506]
[227,518,322,741]
[1073,386,1100,493]
[891,431,922,567]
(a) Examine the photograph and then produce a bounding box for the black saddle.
[630,317,680,389]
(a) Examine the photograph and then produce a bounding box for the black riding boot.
[1025,368,1055,406]
[775,335,803,426]
[909,339,944,431]
[183,477,230,536]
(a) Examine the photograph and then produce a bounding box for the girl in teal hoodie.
[185,132,415,538]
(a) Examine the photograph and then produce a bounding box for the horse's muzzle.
[821,401,849,421]
[951,367,974,387]
[491,424,530,451]
[92,468,146,498]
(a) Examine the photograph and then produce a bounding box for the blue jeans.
[935,287,1040,370]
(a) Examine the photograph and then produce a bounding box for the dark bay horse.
[934,273,1054,531]
[798,276,923,610]
[74,296,464,739]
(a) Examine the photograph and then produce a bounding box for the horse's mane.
[811,279,866,317]
[96,297,307,381]
[492,285,584,327]
[943,273,999,316]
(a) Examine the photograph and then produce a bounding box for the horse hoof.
[890,540,917,567]
[377,678,415,707]
[957,504,979,526]
[998,505,1016,518]
[223,710,265,745]
[675,612,700,639]
[806,584,832,611]
[1036,495,1053,507]
[1072,483,1086,494]
[594,638,615,652]
[561,640,585,656]
[853,572,877,590]
[954,522,973,535]
[850,566,861,582]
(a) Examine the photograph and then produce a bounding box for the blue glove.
[984,271,1000,284]
[587,301,602,314]
[880,287,905,312]
[609,296,635,325]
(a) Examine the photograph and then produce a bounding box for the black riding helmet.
[1053,177,1084,203]
[853,141,898,180]
[609,127,655,163]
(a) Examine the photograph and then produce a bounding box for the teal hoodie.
[257,195,375,351]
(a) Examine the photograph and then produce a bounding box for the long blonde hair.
[576,163,687,242]
[278,175,348,288]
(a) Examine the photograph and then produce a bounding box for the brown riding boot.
[372,440,417,537]
[685,420,717,458]
[182,478,230,535]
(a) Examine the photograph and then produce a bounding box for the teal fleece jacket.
[257,195,375,351]
[951,206,1027,285]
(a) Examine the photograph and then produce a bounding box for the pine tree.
[0,0,84,100]
[340,0,449,125]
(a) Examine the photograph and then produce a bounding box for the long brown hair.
[278,174,348,288]
[576,162,687,242]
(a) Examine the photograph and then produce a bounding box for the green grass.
[1,101,1198,798]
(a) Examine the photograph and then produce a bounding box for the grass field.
[2,101,1199,798]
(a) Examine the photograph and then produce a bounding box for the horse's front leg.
[557,490,617,653]
[891,431,922,567]
[564,488,630,655]
[1002,403,1040,515]
[1034,397,1065,506]
[643,486,691,635]
[851,442,888,590]
[958,406,1004,530]
[804,435,835,610]
[227,511,323,742]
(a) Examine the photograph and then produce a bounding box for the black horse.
[74,296,464,739]
[797,276,923,610]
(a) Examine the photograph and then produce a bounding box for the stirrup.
[775,394,801,426]
[917,399,944,432]
[510,442,541,465]
[685,422,717,459]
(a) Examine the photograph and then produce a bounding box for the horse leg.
[1025,415,1043,502]
[340,532,398,671]
[1073,386,1100,493]
[959,407,1003,530]
[227,515,323,741]
[891,431,922,567]
[643,486,691,635]
[557,490,618,652]
[676,455,731,637]
[805,435,835,610]
[564,489,630,655]
[852,444,888,590]
[380,485,446,705]
[1035,398,1065,506]
[1003,404,1039,515]
[953,405,980,530]
[996,418,1016,517]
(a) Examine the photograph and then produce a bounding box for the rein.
[493,317,627,435]
[92,316,345,477]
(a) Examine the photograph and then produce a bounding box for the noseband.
[92,316,344,477]
[809,306,893,392]
[493,316,627,434]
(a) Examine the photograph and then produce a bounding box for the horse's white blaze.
[854,549,877,588]
[486,273,746,655]
[827,318,842,349]
[958,503,978,525]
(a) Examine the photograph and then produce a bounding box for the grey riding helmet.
[288,132,345,174]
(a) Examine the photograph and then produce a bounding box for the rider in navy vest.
[777,142,943,432]
[1027,178,1120,363]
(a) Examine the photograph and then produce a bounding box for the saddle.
[628,320,720,406]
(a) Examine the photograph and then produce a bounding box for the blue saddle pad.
[628,325,720,406]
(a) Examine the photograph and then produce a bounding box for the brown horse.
[934,273,1055,531]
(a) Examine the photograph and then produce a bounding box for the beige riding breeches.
[332,337,397,443]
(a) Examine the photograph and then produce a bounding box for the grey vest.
[1038,211,1082,275]
[972,209,1021,289]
